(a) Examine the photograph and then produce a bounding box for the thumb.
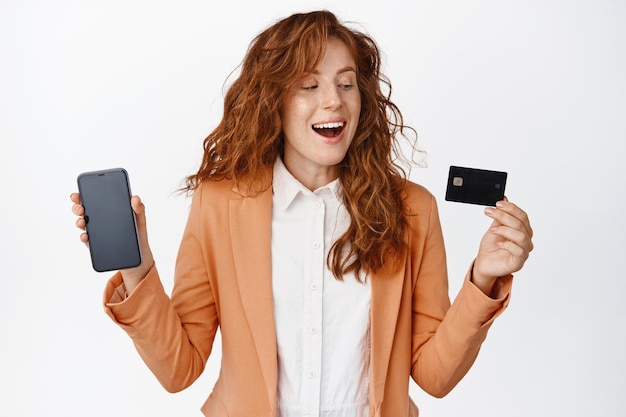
[130,195,152,257]
[121,195,154,285]
[131,195,146,229]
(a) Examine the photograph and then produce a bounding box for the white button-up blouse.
[271,158,371,417]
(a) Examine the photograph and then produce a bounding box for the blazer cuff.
[103,264,165,326]
[456,264,513,327]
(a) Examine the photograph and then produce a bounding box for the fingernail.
[485,207,494,215]
[496,201,506,208]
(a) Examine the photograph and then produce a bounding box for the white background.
[1,0,625,416]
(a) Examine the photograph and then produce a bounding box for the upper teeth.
[313,122,344,129]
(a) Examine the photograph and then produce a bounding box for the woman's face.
[280,38,361,190]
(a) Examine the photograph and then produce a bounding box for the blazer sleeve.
[409,188,513,398]
[103,184,219,393]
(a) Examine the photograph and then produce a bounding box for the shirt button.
[310,327,318,334]
[312,241,320,249]
[311,283,318,290]
[313,202,321,209]
[308,371,316,378]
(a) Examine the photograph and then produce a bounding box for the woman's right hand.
[70,193,155,294]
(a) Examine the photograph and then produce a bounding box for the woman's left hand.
[472,198,534,296]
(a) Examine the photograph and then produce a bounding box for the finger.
[72,203,84,217]
[126,195,155,276]
[71,192,84,216]
[75,217,86,231]
[490,225,533,254]
[130,195,143,215]
[485,206,523,231]
[495,200,527,222]
[130,195,150,244]
[496,240,528,271]
[489,201,533,238]
[80,232,89,246]
[498,200,532,233]
[130,195,146,229]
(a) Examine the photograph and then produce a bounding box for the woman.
[71,10,533,417]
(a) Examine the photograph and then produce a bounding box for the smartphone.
[445,165,507,207]
[77,168,142,272]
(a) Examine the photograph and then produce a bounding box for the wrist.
[120,260,154,295]
[471,266,499,298]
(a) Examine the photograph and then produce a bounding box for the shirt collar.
[272,157,341,212]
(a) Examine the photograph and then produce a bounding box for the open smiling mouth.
[312,121,345,138]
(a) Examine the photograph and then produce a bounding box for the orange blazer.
[104,169,512,417]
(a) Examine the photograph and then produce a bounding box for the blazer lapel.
[228,175,277,407]
[370,255,406,407]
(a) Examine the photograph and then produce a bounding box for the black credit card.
[445,166,507,206]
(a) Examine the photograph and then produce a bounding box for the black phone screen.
[77,168,141,272]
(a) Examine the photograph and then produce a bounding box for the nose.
[321,84,342,110]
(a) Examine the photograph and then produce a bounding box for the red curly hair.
[185,10,417,280]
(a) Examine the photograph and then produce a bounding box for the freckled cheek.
[350,101,361,133]
[296,105,318,133]
[281,100,302,130]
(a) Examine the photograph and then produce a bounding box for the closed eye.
[301,85,318,91]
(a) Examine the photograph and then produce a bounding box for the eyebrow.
[311,66,357,75]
